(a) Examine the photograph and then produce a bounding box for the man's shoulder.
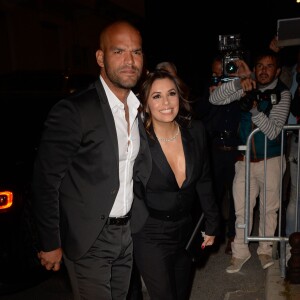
[49,81,102,117]
[63,81,100,105]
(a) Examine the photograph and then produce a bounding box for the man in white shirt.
[32,20,148,300]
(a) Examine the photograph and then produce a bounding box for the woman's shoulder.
[182,119,207,139]
[188,119,206,131]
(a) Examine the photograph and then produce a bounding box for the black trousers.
[211,145,237,239]
[133,216,193,300]
[127,259,143,300]
[64,222,133,300]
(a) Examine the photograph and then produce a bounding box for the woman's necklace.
[156,124,180,142]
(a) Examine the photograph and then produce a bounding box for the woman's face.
[147,78,179,126]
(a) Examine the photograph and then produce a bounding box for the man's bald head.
[99,21,142,51]
[95,20,144,101]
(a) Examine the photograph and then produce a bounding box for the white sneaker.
[258,254,274,269]
[226,255,251,273]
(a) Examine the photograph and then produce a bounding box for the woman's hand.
[201,234,215,249]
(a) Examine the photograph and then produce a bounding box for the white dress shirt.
[100,76,140,217]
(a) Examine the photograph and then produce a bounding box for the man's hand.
[240,77,256,93]
[231,59,252,79]
[269,36,282,53]
[38,248,63,271]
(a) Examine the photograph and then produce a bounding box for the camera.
[218,34,244,78]
[210,74,240,86]
[239,89,281,113]
[210,75,225,86]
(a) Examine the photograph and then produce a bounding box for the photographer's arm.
[252,89,291,140]
[209,59,255,105]
[209,79,244,105]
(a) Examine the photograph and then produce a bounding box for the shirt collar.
[100,75,140,112]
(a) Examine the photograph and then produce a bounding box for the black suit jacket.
[32,79,149,260]
[131,120,219,236]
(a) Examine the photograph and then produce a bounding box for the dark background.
[1,0,300,96]
[144,0,300,94]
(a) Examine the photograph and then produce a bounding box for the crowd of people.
[209,49,291,272]
[30,19,300,300]
[270,37,300,260]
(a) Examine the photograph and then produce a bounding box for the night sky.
[1,0,299,96]
[143,0,300,94]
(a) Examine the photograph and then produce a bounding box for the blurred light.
[0,191,13,210]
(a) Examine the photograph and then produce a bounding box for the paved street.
[139,240,265,300]
[0,267,73,300]
[1,209,269,300]
[188,241,265,300]
[0,240,266,300]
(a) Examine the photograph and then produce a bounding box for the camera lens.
[225,61,238,74]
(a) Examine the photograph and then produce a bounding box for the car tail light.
[0,191,13,210]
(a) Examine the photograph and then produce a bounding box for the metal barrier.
[240,125,300,278]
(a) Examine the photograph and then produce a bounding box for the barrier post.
[286,232,300,284]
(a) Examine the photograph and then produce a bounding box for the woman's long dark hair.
[138,69,192,139]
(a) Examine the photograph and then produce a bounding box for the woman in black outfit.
[131,70,220,300]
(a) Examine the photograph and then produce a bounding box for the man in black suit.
[32,20,147,300]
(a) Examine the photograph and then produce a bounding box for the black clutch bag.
[185,213,205,263]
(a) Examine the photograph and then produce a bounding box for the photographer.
[209,49,291,273]
[195,55,239,255]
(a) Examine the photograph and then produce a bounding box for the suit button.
[100,215,105,220]
[111,189,117,195]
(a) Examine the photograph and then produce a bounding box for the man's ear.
[96,50,104,68]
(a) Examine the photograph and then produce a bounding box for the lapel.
[95,79,119,161]
[149,126,195,188]
[181,126,195,187]
[136,114,152,186]
[149,135,175,185]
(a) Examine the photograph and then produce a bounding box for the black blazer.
[131,120,219,236]
[32,79,149,260]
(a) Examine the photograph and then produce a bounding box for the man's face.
[96,23,143,90]
[254,56,280,86]
[212,60,223,78]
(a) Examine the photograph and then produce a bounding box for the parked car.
[0,70,96,295]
